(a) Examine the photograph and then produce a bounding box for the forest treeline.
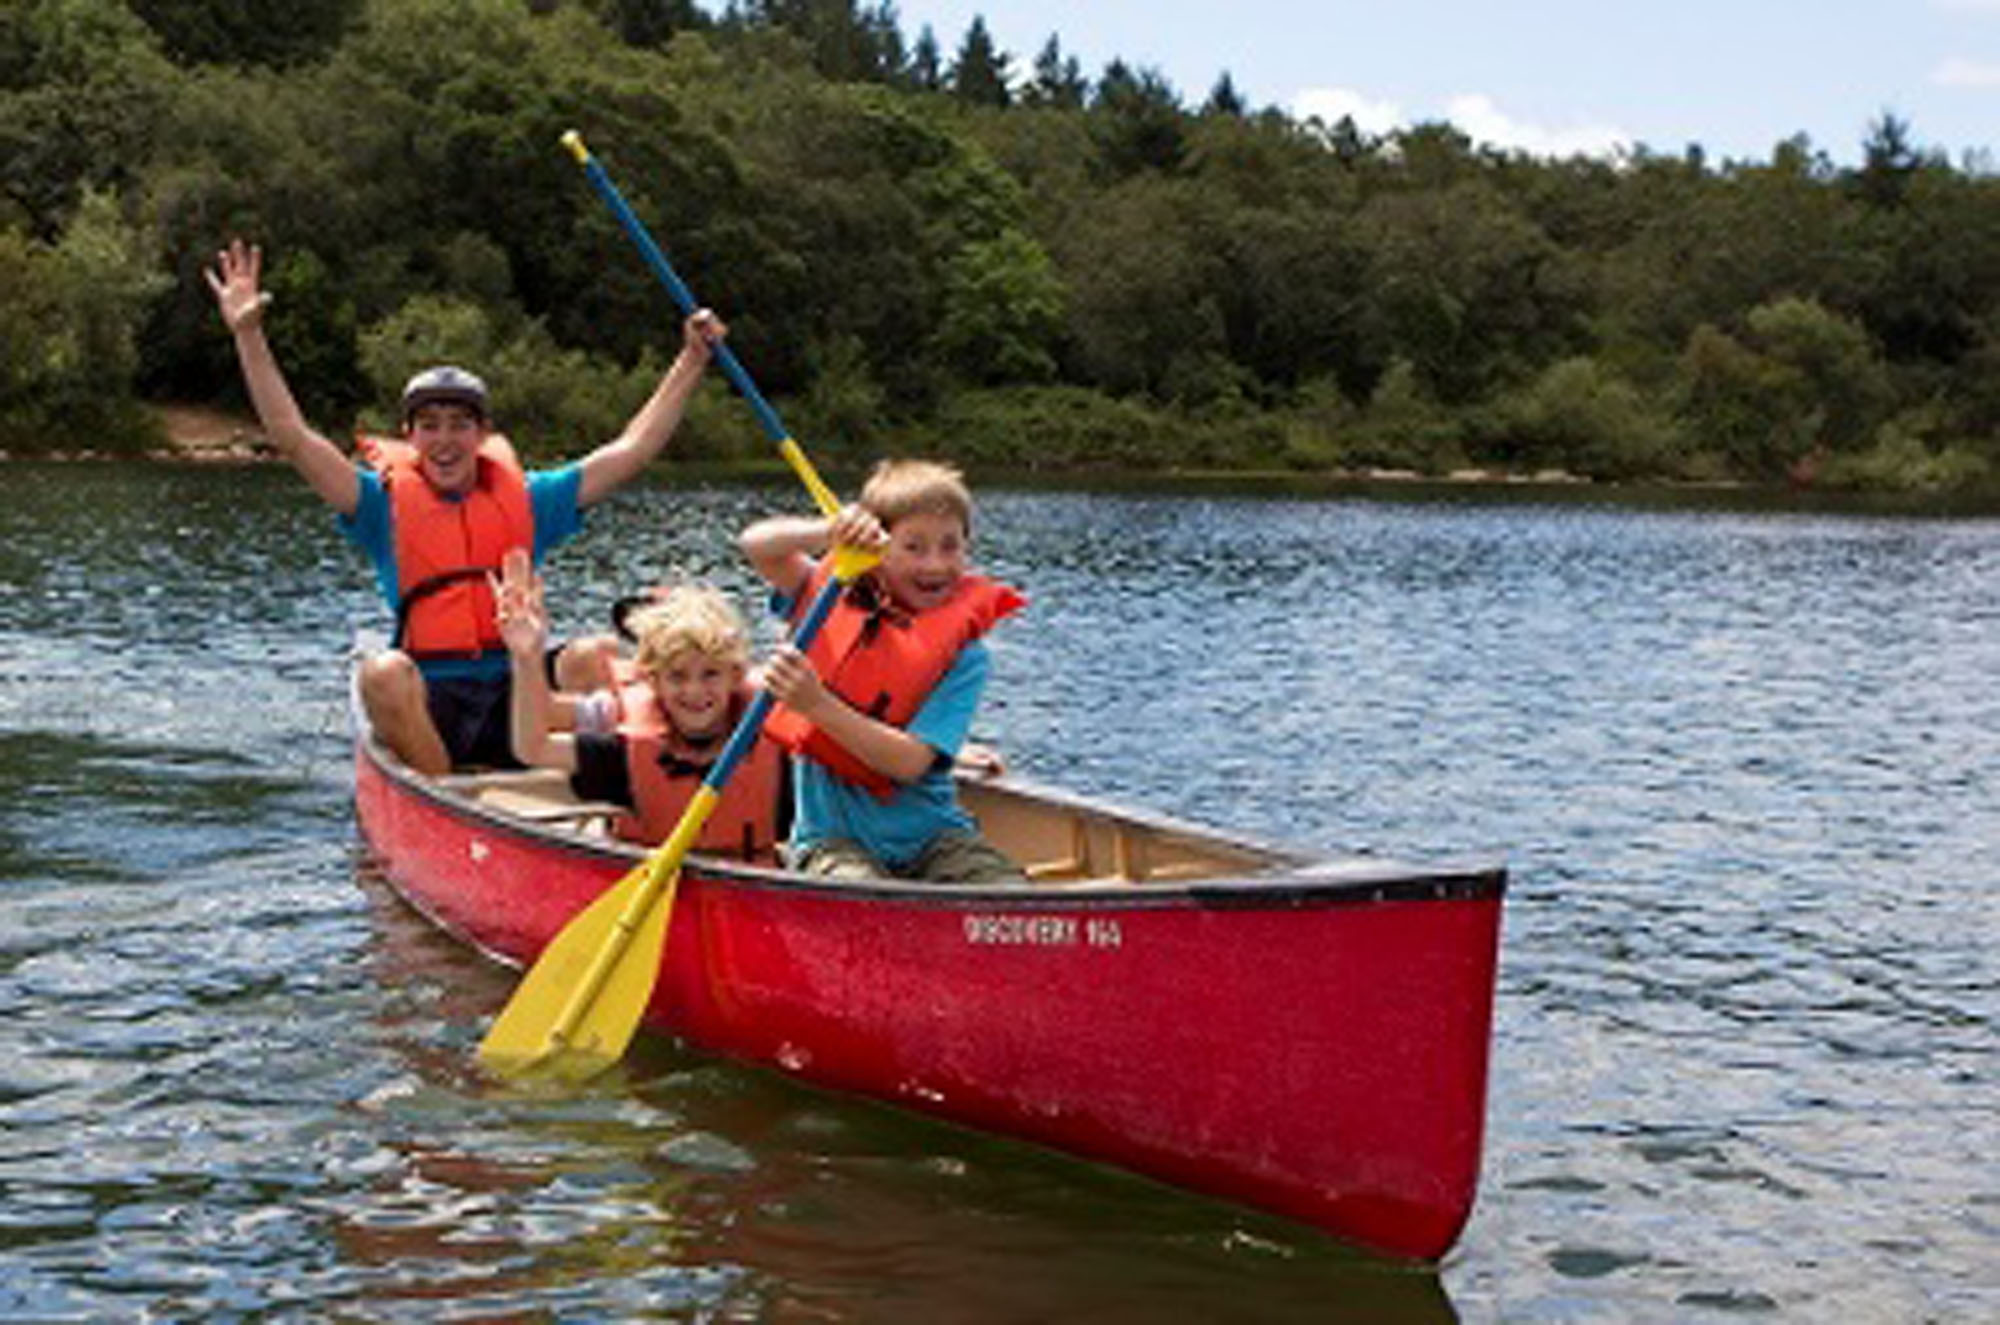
[8,0,2000,491]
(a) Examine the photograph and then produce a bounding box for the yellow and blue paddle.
[559,130,846,518]
[477,562,860,1082]
[478,133,873,1083]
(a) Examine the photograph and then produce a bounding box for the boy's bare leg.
[358,651,451,775]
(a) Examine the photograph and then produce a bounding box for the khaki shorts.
[791,830,1026,884]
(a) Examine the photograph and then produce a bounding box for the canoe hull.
[354,739,1503,1261]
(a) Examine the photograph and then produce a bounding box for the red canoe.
[353,727,1506,1261]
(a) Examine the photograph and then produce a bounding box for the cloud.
[1290,86,1405,137]
[1290,86,1628,158]
[1935,57,2000,85]
[1444,94,1630,158]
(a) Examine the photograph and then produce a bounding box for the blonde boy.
[497,554,784,859]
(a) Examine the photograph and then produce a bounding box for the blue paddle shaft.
[703,572,844,792]
[578,157,790,444]
[568,134,862,797]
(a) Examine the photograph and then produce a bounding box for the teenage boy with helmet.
[205,237,725,774]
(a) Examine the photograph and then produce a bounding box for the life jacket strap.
[393,567,492,652]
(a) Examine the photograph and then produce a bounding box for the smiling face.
[876,509,969,614]
[404,403,486,496]
[649,649,743,741]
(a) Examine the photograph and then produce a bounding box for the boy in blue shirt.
[206,237,723,773]
[740,460,1026,882]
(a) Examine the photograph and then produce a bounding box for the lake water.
[0,460,1994,1320]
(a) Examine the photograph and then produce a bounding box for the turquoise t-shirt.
[338,461,585,681]
[775,588,989,869]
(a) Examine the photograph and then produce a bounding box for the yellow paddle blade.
[479,786,719,1083]
[477,859,679,1084]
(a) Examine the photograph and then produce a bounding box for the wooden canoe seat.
[482,793,626,827]
[1025,816,1094,881]
[437,770,622,835]
[1022,818,1165,884]
[437,768,574,796]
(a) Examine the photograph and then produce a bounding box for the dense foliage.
[6,0,2000,491]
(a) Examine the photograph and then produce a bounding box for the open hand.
[204,238,272,333]
[492,548,547,659]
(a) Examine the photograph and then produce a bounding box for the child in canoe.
[494,551,786,863]
[740,460,1026,883]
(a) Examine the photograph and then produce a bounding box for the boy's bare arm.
[762,647,936,784]
[206,240,360,516]
[575,311,723,508]
[738,514,829,600]
[741,504,888,599]
[495,553,579,772]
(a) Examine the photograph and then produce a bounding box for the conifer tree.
[950,16,1011,108]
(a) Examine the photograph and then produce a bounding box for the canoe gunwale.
[358,729,1506,910]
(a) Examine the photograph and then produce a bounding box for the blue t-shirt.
[774,588,989,869]
[339,462,585,681]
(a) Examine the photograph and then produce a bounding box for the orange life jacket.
[765,564,1024,798]
[610,660,786,861]
[364,434,532,658]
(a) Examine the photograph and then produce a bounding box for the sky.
[881,1,2000,166]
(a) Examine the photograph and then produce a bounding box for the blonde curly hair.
[628,584,751,675]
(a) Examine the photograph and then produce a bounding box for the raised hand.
[828,503,887,555]
[492,548,547,660]
[683,308,728,361]
[203,238,272,334]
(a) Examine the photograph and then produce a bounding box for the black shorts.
[422,649,563,771]
[424,675,520,770]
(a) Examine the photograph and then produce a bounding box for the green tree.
[0,0,184,238]
[735,0,906,84]
[0,190,165,450]
[931,229,1066,384]
[950,16,1010,107]
[906,23,942,91]
[1056,176,1223,394]
[1852,109,1925,210]
[1091,61,1186,176]
[600,0,706,50]
[128,0,362,69]
[1352,355,1465,473]
[1203,72,1246,117]
[1353,180,1577,405]
[1673,321,1817,478]
[1494,355,1683,479]
[1022,35,1084,110]
[1743,295,1891,449]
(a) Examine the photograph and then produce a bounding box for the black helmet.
[400,365,489,422]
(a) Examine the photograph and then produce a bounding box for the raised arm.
[737,513,828,602]
[205,240,360,516]
[738,503,885,602]
[495,551,579,773]
[575,309,725,508]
